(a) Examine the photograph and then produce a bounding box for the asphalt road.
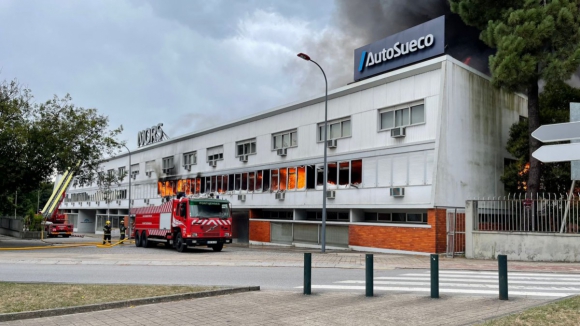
[0,264,409,290]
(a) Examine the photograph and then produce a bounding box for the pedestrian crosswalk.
[296,270,580,298]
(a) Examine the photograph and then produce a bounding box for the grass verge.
[0,282,216,314]
[482,295,580,326]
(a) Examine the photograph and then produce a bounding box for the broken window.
[248,172,255,192]
[316,165,324,187]
[351,160,362,185]
[228,174,234,191]
[327,163,338,186]
[339,162,350,186]
[242,173,248,191]
[234,174,241,191]
[306,165,315,189]
[256,170,263,191]
[279,168,287,191]
[271,169,279,191]
[263,170,270,191]
[288,168,296,190]
[297,166,306,190]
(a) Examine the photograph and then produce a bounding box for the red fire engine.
[132,194,232,252]
[41,170,75,238]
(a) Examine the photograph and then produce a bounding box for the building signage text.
[137,123,169,148]
[353,16,445,82]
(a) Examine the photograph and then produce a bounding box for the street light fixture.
[122,144,132,239]
[297,52,328,253]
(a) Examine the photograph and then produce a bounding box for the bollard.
[366,254,373,297]
[498,254,508,300]
[304,253,311,295]
[430,254,439,298]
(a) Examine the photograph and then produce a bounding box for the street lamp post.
[122,144,132,239]
[297,52,328,253]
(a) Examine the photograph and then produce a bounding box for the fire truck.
[132,193,232,252]
[40,168,75,238]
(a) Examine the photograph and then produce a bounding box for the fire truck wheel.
[175,233,187,253]
[135,232,142,247]
[211,243,224,252]
[142,231,150,248]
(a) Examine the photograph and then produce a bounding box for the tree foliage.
[0,79,124,205]
[501,81,580,194]
[450,0,580,195]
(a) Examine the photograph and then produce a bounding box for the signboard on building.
[137,123,169,147]
[353,16,445,82]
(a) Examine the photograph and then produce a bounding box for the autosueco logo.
[358,34,435,72]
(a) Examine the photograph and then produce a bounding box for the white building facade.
[62,55,527,254]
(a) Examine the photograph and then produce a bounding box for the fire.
[463,56,472,65]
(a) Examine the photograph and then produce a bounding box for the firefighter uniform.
[103,221,112,245]
[119,219,126,242]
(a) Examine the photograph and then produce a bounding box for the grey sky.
[0,0,455,150]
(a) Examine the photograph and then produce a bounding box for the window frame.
[183,151,197,168]
[378,101,426,131]
[272,129,298,150]
[236,138,257,157]
[317,117,352,142]
[207,145,224,163]
[162,156,174,173]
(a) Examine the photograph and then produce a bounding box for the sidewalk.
[0,290,551,326]
[1,241,580,273]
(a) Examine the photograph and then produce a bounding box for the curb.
[0,286,260,322]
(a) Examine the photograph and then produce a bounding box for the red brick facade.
[349,209,447,253]
[249,220,270,242]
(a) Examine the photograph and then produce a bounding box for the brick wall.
[349,209,447,253]
[249,220,270,242]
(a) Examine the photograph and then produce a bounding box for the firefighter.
[103,220,112,245]
[119,217,126,242]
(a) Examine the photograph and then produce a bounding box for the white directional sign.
[532,121,580,142]
[532,143,580,163]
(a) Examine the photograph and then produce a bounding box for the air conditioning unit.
[390,187,405,197]
[275,192,285,200]
[238,194,246,202]
[116,200,121,205]
[239,155,248,163]
[145,171,152,177]
[183,164,191,171]
[277,148,287,156]
[208,160,217,167]
[162,168,174,175]
[96,201,100,205]
[327,139,337,148]
[130,199,134,205]
[144,199,150,205]
[78,202,82,206]
[131,172,138,180]
[326,190,336,199]
[391,127,406,138]
[87,201,91,206]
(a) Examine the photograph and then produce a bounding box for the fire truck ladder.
[40,167,76,219]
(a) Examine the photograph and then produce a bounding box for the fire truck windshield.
[190,203,229,218]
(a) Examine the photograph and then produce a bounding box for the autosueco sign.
[354,16,445,81]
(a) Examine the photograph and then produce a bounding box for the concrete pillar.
[465,200,477,258]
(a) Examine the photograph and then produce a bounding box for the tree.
[450,0,580,196]
[501,80,580,194]
[0,79,124,205]
[0,182,53,217]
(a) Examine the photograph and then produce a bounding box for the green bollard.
[366,254,373,297]
[431,254,439,298]
[304,253,311,295]
[499,254,508,300]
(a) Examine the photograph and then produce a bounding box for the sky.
[0,0,454,150]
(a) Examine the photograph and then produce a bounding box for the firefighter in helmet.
[119,217,126,242]
[103,220,112,245]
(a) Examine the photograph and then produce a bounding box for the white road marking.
[438,271,580,278]
[337,280,580,291]
[401,273,580,281]
[373,276,580,285]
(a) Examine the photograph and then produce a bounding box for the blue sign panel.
[354,16,445,81]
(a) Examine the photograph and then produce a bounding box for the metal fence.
[475,194,580,233]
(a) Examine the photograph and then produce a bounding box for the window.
[130,164,139,177]
[306,211,349,221]
[118,167,126,178]
[380,103,425,130]
[145,160,155,173]
[207,146,224,162]
[162,156,174,174]
[318,117,351,141]
[365,212,427,224]
[183,151,197,168]
[273,130,298,149]
[236,139,256,157]
[107,169,114,178]
[262,211,293,220]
